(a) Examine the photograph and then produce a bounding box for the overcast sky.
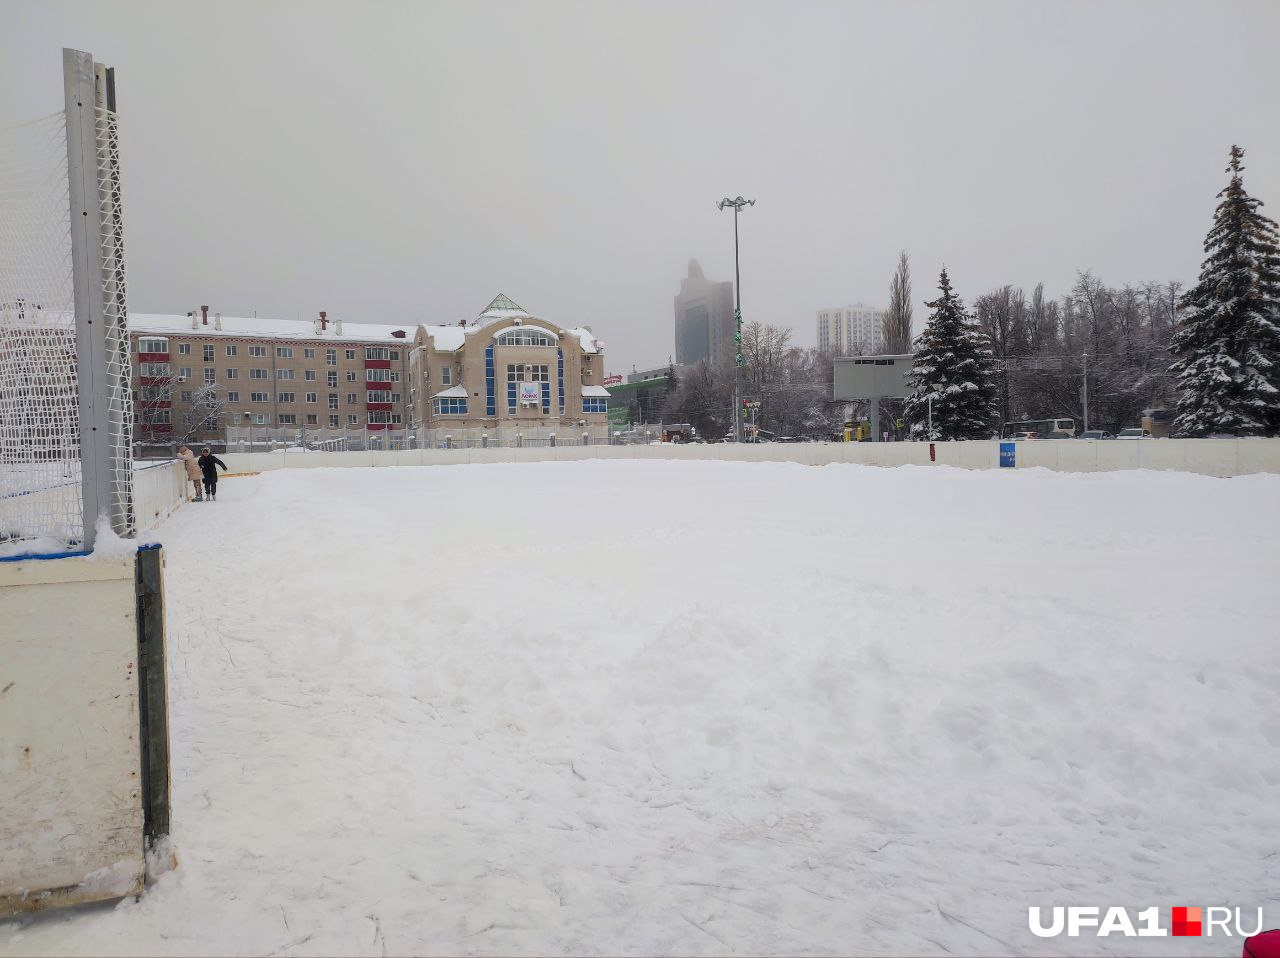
[3,0,1278,373]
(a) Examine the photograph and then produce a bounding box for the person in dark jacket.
[197,448,228,501]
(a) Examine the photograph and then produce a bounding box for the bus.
[1002,417,1076,439]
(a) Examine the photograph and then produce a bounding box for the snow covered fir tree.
[903,269,998,440]
[1169,145,1280,437]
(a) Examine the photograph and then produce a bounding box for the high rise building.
[674,259,734,367]
[817,303,887,355]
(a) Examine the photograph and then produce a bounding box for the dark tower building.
[673,259,734,367]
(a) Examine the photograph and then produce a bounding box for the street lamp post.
[717,195,755,443]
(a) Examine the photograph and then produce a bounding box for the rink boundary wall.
[213,438,1280,478]
[0,554,145,915]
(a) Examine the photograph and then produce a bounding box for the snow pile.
[2,461,1277,956]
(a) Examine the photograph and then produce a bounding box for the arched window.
[495,327,556,347]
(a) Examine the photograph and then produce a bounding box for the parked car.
[1010,431,1037,441]
[1036,431,1073,439]
[1079,430,1114,440]
[1116,428,1152,439]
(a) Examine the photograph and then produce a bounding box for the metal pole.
[928,393,933,440]
[65,48,109,551]
[1082,351,1089,433]
[733,204,742,444]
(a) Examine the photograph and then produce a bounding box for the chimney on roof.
[188,310,196,330]
[391,329,406,338]
[201,305,209,326]
[214,312,222,331]
[335,317,342,336]
[319,310,328,332]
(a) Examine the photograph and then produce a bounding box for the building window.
[140,385,170,402]
[390,393,401,404]
[142,409,171,425]
[203,368,216,384]
[329,415,340,427]
[249,345,266,357]
[366,368,391,383]
[348,414,359,425]
[304,348,316,359]
[306,414,317,425]
[365,347,389,361]
[180,390,193,402]
[250,368,267,380]
[432,397,468,415]
[251,392,268,403]
[278,414,297,425]
[203,344,215,362]
[390,371,400,382]
[328,394,338,409]
[277,392,295,403]
[141,361,170,377]
[368,410,391,424]
[346,393,357,405]
[346,370,357,382]
[226,344,237,357]
[178,342,191,355]
[391,413,403,425]
[276,346,292,359]
[225,368,238,380]
[254,414,269,425]
[227,391,239,403]
[367,390,392,403]
[495,327,555,347]
[276,368,295,380]
[178,366,192,380]
[326,348,337,366]
[304,369,316,381]
[327,371,338,387]
[305,392,317,403]
[390,350,400,361]
[583,398,608,414]
[139,337,167,353]
[345,349,356,360]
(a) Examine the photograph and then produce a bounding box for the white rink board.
[215,437,1280,478]
[0,555,144,915]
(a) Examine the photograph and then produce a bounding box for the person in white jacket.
[177,446,203,501]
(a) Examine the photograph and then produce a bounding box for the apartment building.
[129,309,412,442]
[674,259,735,367]
[817,303,887,355]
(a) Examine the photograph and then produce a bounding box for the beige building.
[128,309,413,444]
[409,294,609,444]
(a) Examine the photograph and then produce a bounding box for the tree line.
[665,145,1280,440]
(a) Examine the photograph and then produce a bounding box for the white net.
[0,113,82,556]
[96,103,135,537]
[0,82,136,558]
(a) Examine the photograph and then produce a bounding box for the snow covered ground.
[3,460,1278,957]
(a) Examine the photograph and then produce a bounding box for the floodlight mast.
[717,196,754,443]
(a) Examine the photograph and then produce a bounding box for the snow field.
[3,460,1278,956]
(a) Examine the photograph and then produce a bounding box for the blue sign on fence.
[999,442,1016,468]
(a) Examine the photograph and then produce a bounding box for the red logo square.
[1172,907,1202,936]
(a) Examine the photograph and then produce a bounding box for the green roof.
[481,293,524,314]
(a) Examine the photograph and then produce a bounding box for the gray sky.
[4,0,1278,374]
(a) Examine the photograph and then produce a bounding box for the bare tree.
[884,250,913,353]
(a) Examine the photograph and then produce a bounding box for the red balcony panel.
[366,402,393,411]
[138,352,169,362]
[143,423,173,433]
[139,376,170,387]
[364,359,391,369]
[364,380,393,389]
[366,423,390,431]
[141,400,173,408]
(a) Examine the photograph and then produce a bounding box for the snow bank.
[3,461,1276,956]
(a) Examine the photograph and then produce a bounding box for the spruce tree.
[1170,145,1280,436]
[903,269,998,440]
